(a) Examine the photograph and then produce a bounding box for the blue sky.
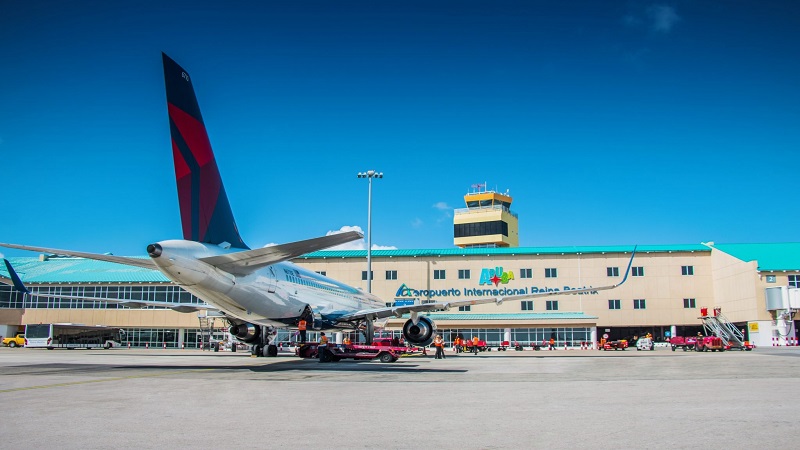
[1,1,798,257]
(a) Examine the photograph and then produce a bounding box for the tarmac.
[1,346,799,449]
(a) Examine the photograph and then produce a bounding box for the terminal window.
[385,270,397,280]
[458,305,471,312]
[608,299,621,310]
[681,266,694,276]
[546,300,559,311]
[683,298,696,308]
[545,268,557,278]
[789,275,800,288]
[607,267,619,277]
[520,268,532,279]
[521,300,534,311]
[361,271,373,281]
[633,299,646,309]
[434,269,446,280]
[458,269,471,279]
[632,267,645,277]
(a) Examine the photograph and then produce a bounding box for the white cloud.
[432,202,451,211]
[647,5,680,33]
[411,218,423,229]
[326,225,397,250]
[623,4,681,34]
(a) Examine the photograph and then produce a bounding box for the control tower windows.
[454,221,509,238]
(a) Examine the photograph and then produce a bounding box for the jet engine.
[402,316,437,347]
[229,322,261,343]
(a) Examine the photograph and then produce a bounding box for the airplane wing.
[1,259,212,313]
[0,243,157,269]
[198,231,364,276]
[337,246,637,322]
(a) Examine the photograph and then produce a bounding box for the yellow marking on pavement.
[0,368,216,394]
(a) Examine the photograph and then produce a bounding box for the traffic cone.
[145,342,149,349]
[163,342,166,349]
[182,343,185,350]
[564,342,567,350]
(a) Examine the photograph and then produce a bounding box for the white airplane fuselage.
[150,240,385,328]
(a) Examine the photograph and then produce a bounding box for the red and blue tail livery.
[162,53,248,249]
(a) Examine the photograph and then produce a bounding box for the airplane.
[0,53,636,357]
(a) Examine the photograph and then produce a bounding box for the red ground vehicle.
[695,336,725,352]
[297,343,400,363]
[668,336,698,351]
[371,338,420,354]
[464,339,490,352]
[603,340,629,351]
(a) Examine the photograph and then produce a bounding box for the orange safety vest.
[434,338,443,347]
[298,320,307,331]
[472,337,479,345]
[320,336,328,344]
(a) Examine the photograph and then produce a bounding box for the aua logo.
[479,267,515,286]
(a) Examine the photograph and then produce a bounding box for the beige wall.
[298,250,714,327]
[709,249,773,322]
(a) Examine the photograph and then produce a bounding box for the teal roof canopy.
[712,243,800,271]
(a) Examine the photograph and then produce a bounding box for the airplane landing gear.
[359,319,374,345]
[252,326,278,357]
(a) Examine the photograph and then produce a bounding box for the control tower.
[454,184,519,248]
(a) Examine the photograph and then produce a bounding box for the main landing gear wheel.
[267,344,278,357]
[253,344,263,356]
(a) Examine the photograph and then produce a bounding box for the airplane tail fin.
[162,53,249,249]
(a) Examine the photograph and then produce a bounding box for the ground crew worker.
[472,336,479,355]
[343,336,351,346]
[319,332,328,345]
[433,335,445,359]
[549,337,555,350]
[298,319,307,343]
[454,336,461,353]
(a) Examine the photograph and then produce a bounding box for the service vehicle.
[636,337,655,351]
[603,340,629,351]
[695,336,725,352]
[464,339,491,352]
[371,337,420,354]
[297,342,400,363]
[2,333,25,348]
[668,336,697,351]
[24,323,122,349]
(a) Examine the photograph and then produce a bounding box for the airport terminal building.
[2,242,798,349]
[1,189,798,348]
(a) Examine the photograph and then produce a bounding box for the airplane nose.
[147,243,163,258]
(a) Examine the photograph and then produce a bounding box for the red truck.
[298,342,400,363]
[695,336,725,352]
[668,336,698,351]
[603,340,629,351]
[464,339,490,352]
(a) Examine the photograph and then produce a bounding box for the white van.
[636,337,655,351]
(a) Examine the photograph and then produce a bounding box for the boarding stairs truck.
[699,307,753,351]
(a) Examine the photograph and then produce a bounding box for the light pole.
[357,170,383,293]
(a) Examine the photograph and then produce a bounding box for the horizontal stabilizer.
[0,243,157,269]
[199,231,363,276]
[0,258,211,313]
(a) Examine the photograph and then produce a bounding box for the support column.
[335,331,343,345]
[590,327,597,349]
[504,328,511,343]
